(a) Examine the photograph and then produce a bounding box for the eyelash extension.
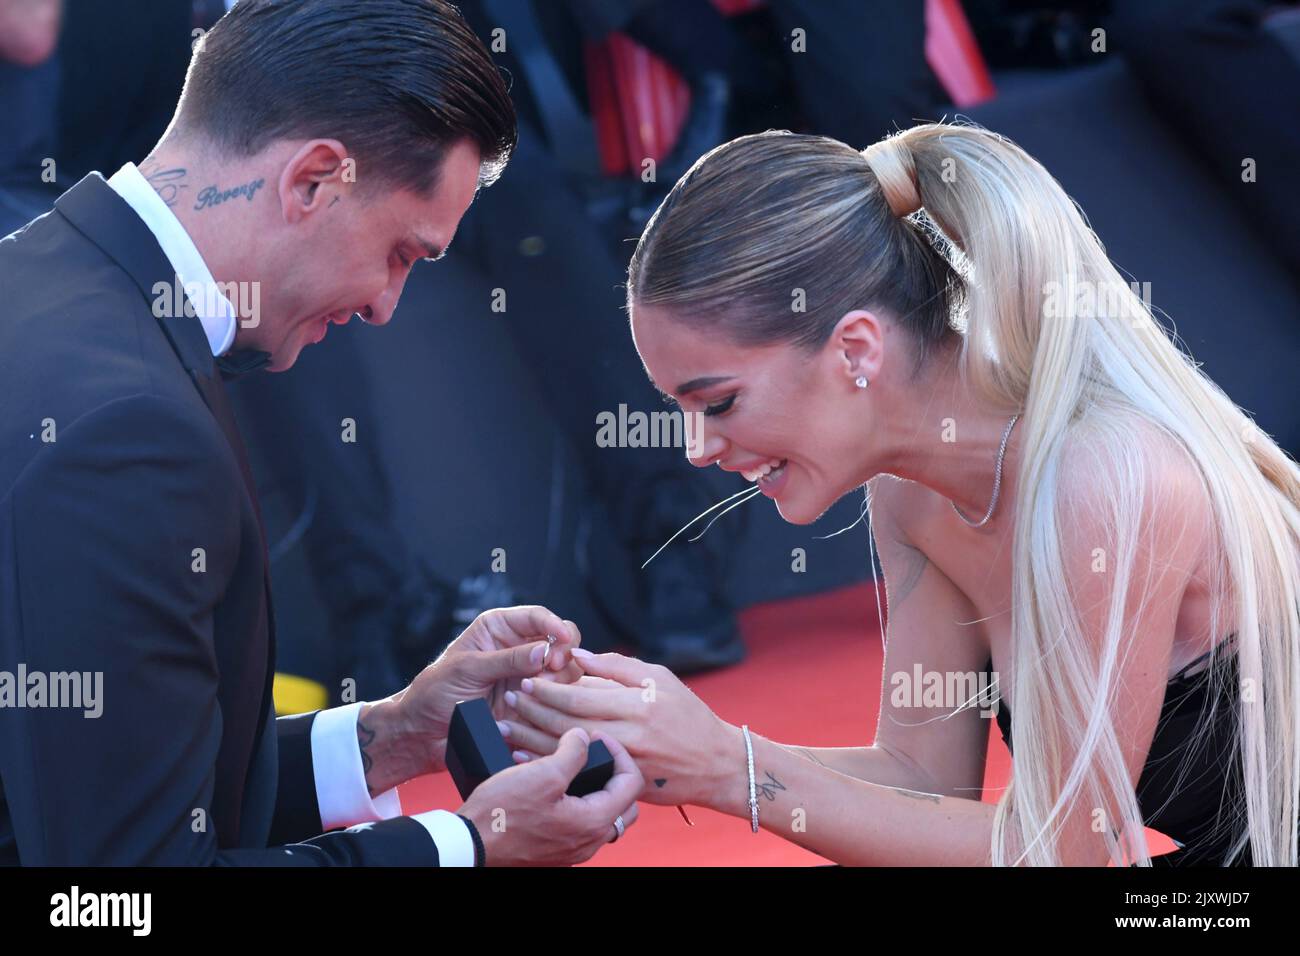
[704,395,735,417]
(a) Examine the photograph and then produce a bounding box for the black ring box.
[446,697,615,800]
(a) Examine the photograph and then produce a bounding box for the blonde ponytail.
[883,121,1300,865]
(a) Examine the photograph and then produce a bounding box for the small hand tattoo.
[654,778,667,788]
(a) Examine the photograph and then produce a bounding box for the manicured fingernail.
[529,643,545,665]
[504,690,518,708]
[497,721,510,737]
[513,750,531,762]
[520,678,534,694]
[574,727,590,744]
[572,647,594,660]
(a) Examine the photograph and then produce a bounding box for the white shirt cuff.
[310,702,403,831]
[411,810,476,866]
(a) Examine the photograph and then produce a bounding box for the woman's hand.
[503,649,741,808]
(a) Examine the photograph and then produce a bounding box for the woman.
[500,123,1300,866]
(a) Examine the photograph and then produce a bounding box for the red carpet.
[399,581,1176,865]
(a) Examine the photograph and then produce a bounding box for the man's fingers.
[541,726,592,782]
[487,606,578,649]
[594,730,641,786]
[571,730,643,821]
[607,801,640,842]
[466,641,549,685]
[546,619,582,672]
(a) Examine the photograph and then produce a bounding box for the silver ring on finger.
[611,814,625,843]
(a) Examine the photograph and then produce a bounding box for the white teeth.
[742,459,786,483]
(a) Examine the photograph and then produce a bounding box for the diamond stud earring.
[855,375,869,389]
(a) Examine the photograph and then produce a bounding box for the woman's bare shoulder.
[868,474,942,546]
[1057,414,1210,516]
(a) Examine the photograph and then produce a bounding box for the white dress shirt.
[106,162,473,865]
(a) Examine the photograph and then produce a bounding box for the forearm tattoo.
[357,713,377,778]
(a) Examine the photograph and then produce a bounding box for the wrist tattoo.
[357,713,377,779]
[756,771,786,802]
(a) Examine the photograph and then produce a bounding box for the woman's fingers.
[521,673,637,719]
[499,718,559,756]
[510,685,586,737]
[577,675,623,691]
[571,649,660,686]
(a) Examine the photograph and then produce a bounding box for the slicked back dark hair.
[176,0,517,194]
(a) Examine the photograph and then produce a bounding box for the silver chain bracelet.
[742,724,758,833]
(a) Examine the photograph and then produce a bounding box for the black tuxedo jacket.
[0,174,438,865]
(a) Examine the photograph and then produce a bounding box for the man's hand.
[459,727,643,866]
[356,606,584,794]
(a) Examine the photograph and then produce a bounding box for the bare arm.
[691,456,1202,866]
[788,478,994,799]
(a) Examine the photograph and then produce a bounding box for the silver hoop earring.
[855,376,869,389]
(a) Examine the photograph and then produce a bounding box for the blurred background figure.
[2,0,1296,728]
[0,0,62,233]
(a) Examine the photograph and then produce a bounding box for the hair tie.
[862,137,922,219]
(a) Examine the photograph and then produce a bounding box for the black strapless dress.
[982,640,1248,866]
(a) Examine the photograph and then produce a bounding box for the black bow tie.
[215,349,273,381]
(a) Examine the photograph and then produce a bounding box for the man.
[0,0,641,865]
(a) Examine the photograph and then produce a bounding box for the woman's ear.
[830,309,885,386]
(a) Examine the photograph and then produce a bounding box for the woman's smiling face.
[630,302,881,525]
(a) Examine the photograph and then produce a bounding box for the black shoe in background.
[335,561,527,705]
[632,479,746,675]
